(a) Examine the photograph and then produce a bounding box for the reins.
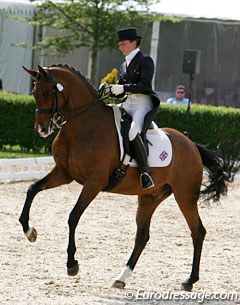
[60,98,105,127]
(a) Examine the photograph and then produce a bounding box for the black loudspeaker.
[183,50,201,74]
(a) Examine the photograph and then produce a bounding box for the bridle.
[34,69,68,129]
[34,68,108,129]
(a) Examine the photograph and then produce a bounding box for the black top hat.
[116,27,142,42]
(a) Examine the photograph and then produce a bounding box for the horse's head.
[23,65,67,138]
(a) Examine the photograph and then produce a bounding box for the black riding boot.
[131,133,154,189]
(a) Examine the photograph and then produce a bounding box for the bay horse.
[19,64,238,291]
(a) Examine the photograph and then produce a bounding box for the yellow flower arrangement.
[100,68,118,84]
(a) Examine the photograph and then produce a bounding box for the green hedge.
[0,92,240,155]
[156,104,240,156]
[0,92,54,151]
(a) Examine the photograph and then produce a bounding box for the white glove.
[110,84,124,96]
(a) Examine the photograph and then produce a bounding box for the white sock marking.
[116,266,133,283]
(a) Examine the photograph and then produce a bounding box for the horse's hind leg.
[174,189,206,291]
[19,166,72,242]
[112,184,172,289]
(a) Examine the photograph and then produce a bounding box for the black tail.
[195,143,240,202]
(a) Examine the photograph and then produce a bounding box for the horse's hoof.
[112,280,126,289]
[67,263,79,276]
[25,227,37,242]
[181,281,193,292]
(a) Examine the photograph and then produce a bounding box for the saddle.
[103,104,171,191]
[119,107,154,157]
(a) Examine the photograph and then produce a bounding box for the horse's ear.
[23,66,38,79]
[38,65,48,78]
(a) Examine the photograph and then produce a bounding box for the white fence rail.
[0,156,239,183]
[0,157,54,181]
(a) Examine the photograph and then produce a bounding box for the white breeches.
[121,94,153,141]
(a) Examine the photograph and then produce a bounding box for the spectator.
[166,85,189,105]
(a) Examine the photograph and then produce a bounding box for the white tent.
[150,0,240,22]
[0,0,36,94]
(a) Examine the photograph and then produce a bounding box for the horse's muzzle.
[35,122,55,138]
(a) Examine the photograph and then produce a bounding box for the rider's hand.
[110,84,124,96]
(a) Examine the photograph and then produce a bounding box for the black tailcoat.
[118,50,160,133]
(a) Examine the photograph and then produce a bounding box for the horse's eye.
[43,90,52,98]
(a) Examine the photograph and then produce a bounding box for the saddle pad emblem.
[159,150,169,161]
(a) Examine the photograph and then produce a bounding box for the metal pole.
[150,21,160,90]
[184,73,194,137]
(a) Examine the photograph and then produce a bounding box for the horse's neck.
[67,78,98,109]
[61,102,112,143]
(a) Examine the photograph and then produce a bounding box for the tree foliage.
[24,0,177,83]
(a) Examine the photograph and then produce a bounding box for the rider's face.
[118,40,137,56]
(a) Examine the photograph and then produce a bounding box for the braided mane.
[49,64,97,95]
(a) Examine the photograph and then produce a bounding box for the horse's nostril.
[41,127,47,133]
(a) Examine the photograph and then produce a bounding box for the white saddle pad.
[112,105,172,167]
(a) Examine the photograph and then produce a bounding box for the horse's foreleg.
[19,166,72,242]
[112,193,159,289]
[66,179,103,276]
